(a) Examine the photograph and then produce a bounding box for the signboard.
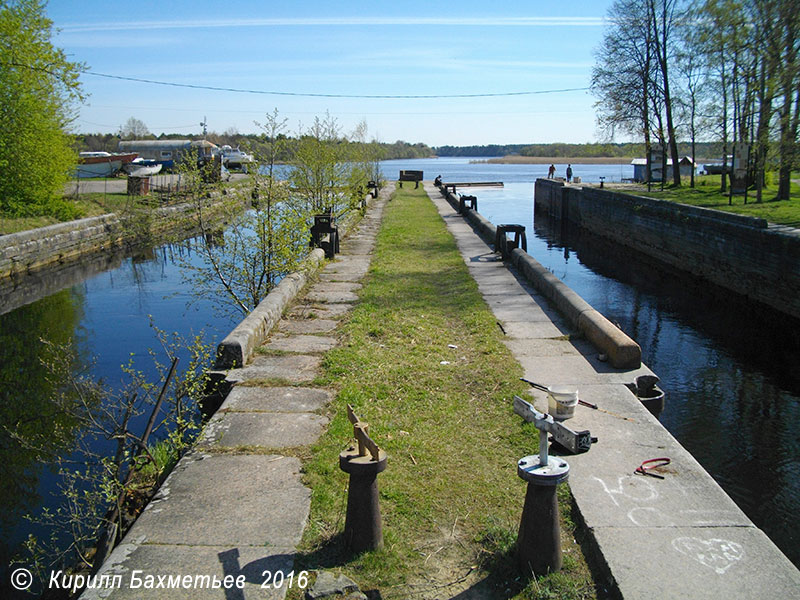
[733,143,749,179]
[649,145,664,183]
[731,142,749,194]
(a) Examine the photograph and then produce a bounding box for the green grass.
[619,174,800,227]
[291,185,597,599]
[0,192,141,234]
[0,176,252,235]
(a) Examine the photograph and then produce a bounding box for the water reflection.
[0,235,236,589]
[530,213,800,567]
[0,250,124,316]
[0,288,88,568]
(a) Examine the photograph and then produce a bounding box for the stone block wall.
[0,197,237,280]
[0,214,124,279]
[534,179,800,320]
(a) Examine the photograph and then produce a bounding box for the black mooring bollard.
[459,194,477,213]
[517,462,567,575]
[495,224,527,259]
[516,407,570,576]
[339,405,388,553]
[339,446,388,552]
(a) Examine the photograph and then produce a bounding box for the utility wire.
[83,69,590,99]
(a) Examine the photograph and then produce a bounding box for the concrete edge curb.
[440,187,641,369]
[214,248,326,369]
[214,192,375,370]
[0,192,243,279]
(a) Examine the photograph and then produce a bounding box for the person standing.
[548,164,555,178]
[566,164,573,183]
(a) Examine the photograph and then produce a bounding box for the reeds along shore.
[474,155,635,164]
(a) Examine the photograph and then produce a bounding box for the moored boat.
[123,158,163,177]
[75,152,139,178]
[220,145,255,170]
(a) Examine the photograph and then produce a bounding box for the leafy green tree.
[0,0,84,218]
[289,112,369,216]
[179,111,307,318]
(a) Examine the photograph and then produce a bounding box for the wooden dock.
[444,181,504,187]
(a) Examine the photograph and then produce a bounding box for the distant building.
[118,139,218,169]
[631,157,696,182]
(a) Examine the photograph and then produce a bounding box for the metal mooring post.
[513,395,588,576]
[495,224,527,259]
[310,210,339,259]
[459,194,477,213]
[339,404,388,552]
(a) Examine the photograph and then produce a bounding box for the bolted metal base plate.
[517,454,569,486]
[339,447,388,476]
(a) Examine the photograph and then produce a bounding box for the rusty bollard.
[339,405,387,552]
[515,398,570,576]
[517,453,568,575]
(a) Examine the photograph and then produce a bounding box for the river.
[1,158,797,588]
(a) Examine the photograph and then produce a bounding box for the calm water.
[381,158,800,568]
[0,241,240,588]
[1,157,798,584]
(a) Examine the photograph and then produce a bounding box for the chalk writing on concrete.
[592,475,658,507]
[671,537,744,575]
[592,476,745,574]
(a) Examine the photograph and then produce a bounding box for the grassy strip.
[0,177,252,235]
[0,193,134,234]
[293,185,596,599]
[608,174,800,227]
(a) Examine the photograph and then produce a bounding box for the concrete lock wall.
[0,214,124,279]
[214,193,375,370]
[534,179,800,320]
[441,186,641,369]
[0,196,239,280]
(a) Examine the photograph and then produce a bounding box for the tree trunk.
[721,67,728,195]
[754,52,774,204]
[651,0,681,186]
[778,85,799,200]
[777,10,800,200]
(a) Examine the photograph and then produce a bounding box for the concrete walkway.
[423,182,800,599]
[84,182,800,599]
[83,188,390,600]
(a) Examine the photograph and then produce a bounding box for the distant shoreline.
[472,155,633,165]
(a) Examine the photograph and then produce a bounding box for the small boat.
[123,158,163,177]
[220,145,255,171]
[75,151,139,178]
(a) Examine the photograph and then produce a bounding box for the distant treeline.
[77,133,728,162]
[434,142,724,159]
[75,132,435,162]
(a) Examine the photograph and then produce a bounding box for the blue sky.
[47,1,614,146]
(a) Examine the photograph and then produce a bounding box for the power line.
[77,118,199,129]
[83,69,590,99]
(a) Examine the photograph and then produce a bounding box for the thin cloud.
[61,16,605,33]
